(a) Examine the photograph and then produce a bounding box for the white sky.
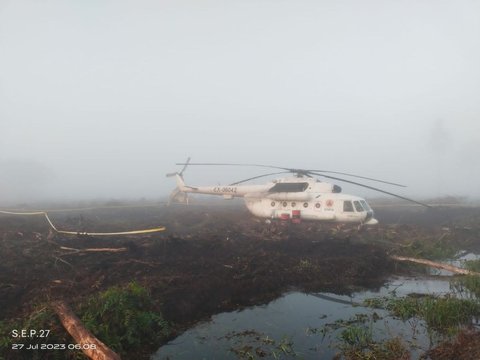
[1,0,479,203]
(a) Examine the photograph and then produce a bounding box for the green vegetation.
[312,313,409,360]
[420,296,479,333]
[395,238,457,260]
[274,336,296,358]
[295,258,317,273]
[79,282,170,354]
[339,323,373,349]
[0,282,169,360]
[451,273,480,298]
[337,336,409,360]
[225,331,297,359]
[364,294,480,335]
[464,259,480,272]
[0,306,70,360]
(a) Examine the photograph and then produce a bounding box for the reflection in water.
[152,277,452,359]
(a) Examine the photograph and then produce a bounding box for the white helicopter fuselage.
[173,174,378,225]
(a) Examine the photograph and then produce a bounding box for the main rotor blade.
[306,170,406,187]
[308,171,431,208]
[229,171,291,185]
[176,162,406,187]
[175,162,289,171]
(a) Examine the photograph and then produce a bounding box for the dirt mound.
[427,329,480,360]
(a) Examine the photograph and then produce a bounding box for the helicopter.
[167,159,430,225]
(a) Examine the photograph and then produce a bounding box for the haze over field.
[1,0,479,204]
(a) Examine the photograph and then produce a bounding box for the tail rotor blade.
[179,157,191,176]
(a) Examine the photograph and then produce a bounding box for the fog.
[1,0,479,204]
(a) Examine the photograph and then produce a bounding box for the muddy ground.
[1,200,480,359]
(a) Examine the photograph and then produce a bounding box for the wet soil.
[1,200,480,358]
[426,329,480,360]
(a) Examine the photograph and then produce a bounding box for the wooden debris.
[53,256,74,268]
[117,259,162,267]
[391,255,480,275]
[59,246,127,253]
[52,300,121,360]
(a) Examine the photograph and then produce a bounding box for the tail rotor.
[167,157,191,205]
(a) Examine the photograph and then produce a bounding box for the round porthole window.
[271,201,275,207]
[303,202,308,208]
[283,201,287,207]
[291,202,296,207]
[315,203,321,208]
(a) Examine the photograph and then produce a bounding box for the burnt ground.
[1,200,480,358]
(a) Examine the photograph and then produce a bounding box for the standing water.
[152,276,455,359]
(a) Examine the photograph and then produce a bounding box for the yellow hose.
[0,210,165,236]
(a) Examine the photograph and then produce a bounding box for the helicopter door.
[342,200,358,220]
[343,201,354,212]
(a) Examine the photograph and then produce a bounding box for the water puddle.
[152,276,456,359]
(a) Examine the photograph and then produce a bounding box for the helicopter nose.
[364,218,379,225]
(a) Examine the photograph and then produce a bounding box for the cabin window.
[353,201,364,212]
[315,203,321,208]
[343,201,354,212]
[303,202,308,208]
[271,201,276,207]
[269,182,309,193]
[291,202,296,207]
[282,201,288,207]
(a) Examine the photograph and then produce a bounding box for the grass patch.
[464,259,480,272]
[364,294,480,335]
[339,323,373,349]
[0,306,72,360]
[451,274,480,299]
[78,282,170,355]
[396,239,457,260]
[224,331,297,359]
[420,296,479,333]
[337,337,410,360]
[0,282,169,359]
[323,314,409,360]
[294,258,319,273]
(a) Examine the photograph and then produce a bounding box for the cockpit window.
[343,201,354,212]
[360,200,372,211]
[268,182,309,192]
[353,201,364,212]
